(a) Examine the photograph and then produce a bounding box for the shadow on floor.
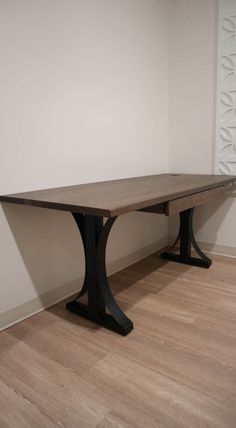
[47,248,191,332]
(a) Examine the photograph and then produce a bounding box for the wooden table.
[1,173,235,335]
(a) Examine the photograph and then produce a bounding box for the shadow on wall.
[0,205,168,353]
[1,205,167,310]
[196,194,234,231]
[169,193,235,246]
[2,203,85,306]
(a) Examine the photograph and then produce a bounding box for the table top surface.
[0,174,235,217]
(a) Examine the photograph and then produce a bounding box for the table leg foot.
[160,251,211,268]
[160,208,212,269]
[66,301,133,336]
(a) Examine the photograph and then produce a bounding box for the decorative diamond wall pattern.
[216,0,236,175]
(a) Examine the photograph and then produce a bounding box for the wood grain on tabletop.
[0,173,235,216]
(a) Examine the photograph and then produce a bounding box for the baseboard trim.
[0,237,167,331]
[197,241,236,258]
[168,236,236,259]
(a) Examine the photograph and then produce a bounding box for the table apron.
[138,185,227,216]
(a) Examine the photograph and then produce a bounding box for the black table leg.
[66,213,133,336]
[160,208,212,268]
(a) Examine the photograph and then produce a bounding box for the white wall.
[169,0,236,253]
[3,0,234,330]
[0,0,170,327]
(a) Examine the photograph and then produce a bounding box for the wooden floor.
[0,252,236,428]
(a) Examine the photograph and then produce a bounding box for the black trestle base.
[66,213,133,335]
[160,208,211,269]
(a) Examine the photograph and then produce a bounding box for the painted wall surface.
[0,0,169,325]
[169,0,236,251]
[3,0,235,329]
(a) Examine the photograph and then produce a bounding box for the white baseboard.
[168,236,236,259]
[0,237,167,331]
[196,241,236,258]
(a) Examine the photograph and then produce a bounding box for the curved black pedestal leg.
[160,208,211,268]
[66,214,133,336]
[71,213,88,299]
[188,209,211,266]
[96,217,133,334]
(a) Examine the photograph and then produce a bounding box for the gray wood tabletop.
[0,174,235,217]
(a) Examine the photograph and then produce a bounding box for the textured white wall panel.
[216,0,236,174]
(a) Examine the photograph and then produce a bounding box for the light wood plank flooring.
[0,252,236,428]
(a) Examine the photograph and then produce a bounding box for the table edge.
[0,176,235,217]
